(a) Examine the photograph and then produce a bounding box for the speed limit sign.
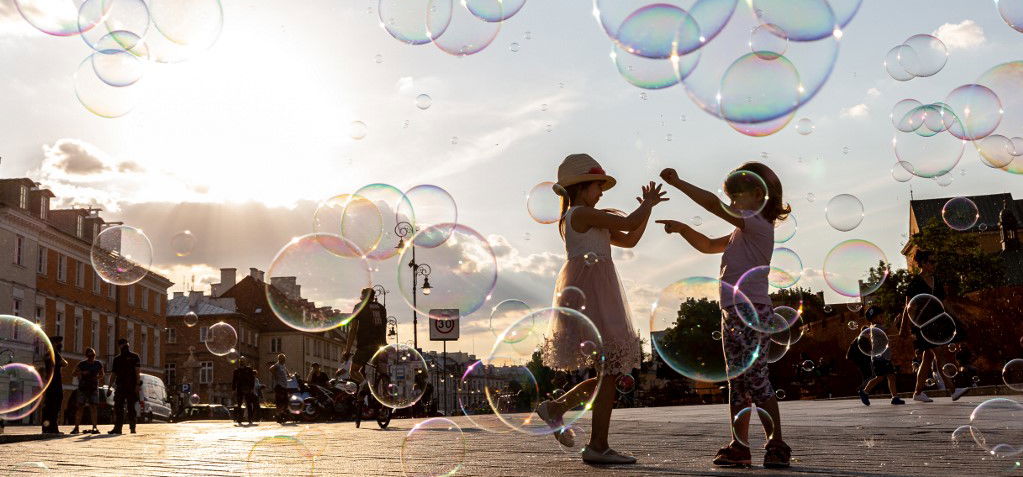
[428,309,459,341]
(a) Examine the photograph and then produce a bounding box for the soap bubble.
[650,277,760,382]
[775,389,786,400]
[718,170,769,219]
[266,234,372,332]
[893,119,965,178]
[489,299,531,337]
[823,239,888,298]
[898,34,948,78]
[398,224,497,318]
[368,343,429,409]
[750,23,788,59]
[975,134,1017,169]
[969,398,1023,458]
[352,183,416,261]
[415,93,433,110]
[847,321,859,330]
[349,121,368,140]
[509,41,520,52]
[774,214,797,243]
[614,4,703,59]
[91,225,152,285]
[555,424,588,455]
[555,286,586,311]
[397,185,458,249]
[91,46,145,87]
[401,417,466,477]
[731,404,774,448]
[428,0,500,56]
[485,307,603,435]
[616,374,636,393]
[288,395,303,414]
[857,326,889,357]
[77,0,151,53]
[925,377,936,387]
[189,393,200,405]
[0,318,53,415]
[314,194,383,258]
[184,312,198,327]
[885,45,915,82]
[801,360,815,372]
[795,118,815,135]
[891,161,915,182]
[1003,359,1023,391]
[466,0,525,22]
[692,216,703,226]
[719,52,801,126]
[226,349,239,364]
[943,84,1002,141]
[751,0,838,41]
[769,248,803,289]
[458,360,513,433]
[891,98,924,131]
[825,194,864,232]
[526,181,567,224]
[952,424,976,449]
[611,43,693,90]
[146,0,223,56]
[998,0,1023,33]
[379,0,449,45]
[205,322,237,356]
[170,230,196,257]
[942,197,980,231]
[847,303,862,312]
[245,436,312,477]
[942,362,959,378]
[15,0,94,36]
[74,53,140,118]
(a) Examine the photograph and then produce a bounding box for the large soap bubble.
[0,316,54,416]
[751,0,837,42]
[398,224,497,317]
[367,343,429,409]
[266,234,372,332]
[718,169,768,219]
[942,197,980,231]
[379,0,450,45]
[823,239,888,298]
[898,34,948,78]
[857,325,889,357]
[650,277,760,382]
[314,194,383,258]
[526,181,567,224]
[484,307,603,436]
[91,225,152,285]
[943,84,1002,141]
[615,4,703,59]
[825,194,864,232]
[466,0,525,22]
[401,417,466,477]
[74,53,141,118]
[205,322,237,356]
[1003,359,1023,392]
[978,61,1023,174]
[969,398,1023,458]
[397,185,457,248]
[15,0,93,36]
[427,0,500,56]
[353,183,416,261]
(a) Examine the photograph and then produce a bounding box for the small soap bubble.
[639,92,648,100]
[801,360,815,372]
[509,42,520,52]
[375,54,383,63]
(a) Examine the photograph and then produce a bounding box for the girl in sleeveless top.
[535,154,667,465]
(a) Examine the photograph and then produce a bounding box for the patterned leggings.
[722,304,775,408]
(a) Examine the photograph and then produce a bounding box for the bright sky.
[3,0,1022,358]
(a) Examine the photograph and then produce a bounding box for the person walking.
[71,347,104,434]
[40,335,66,434]
[108,339,141,434]
[533,154,666,465]
[857,307,905,406]
[269,354,290,423]
[232,357,258,425]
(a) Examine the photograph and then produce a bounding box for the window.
[91,317,100,351]
[155,295,162,315]
[270,337,282,353]
[55,311,64,338]
[37,247,47,274]
[40,197,48,220]
[76,216,83,238]
[75,314,83,352]
[127,285,135,305]
[35,305,44,328]
[12,298,21,318]
[18,186,27,209]
[107,321,115,357]
[57,255,66,282]
[167,328,176,344]
[127,322,134,348]
[154,330,160,366]
[141,288,149,311]
[92,271,101,294]
[141,327,148,364]
[107,282,115,299]
[165,363,176,386]
[199,326,208,343]
[14,235,24,266]
[76,262,85,287]
[199,362,213,384]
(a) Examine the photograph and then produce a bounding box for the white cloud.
[150,263,221,293]
[488,234,564,277]
[866,88,881,99]
[840,103,870,118]
[932,20,986,50]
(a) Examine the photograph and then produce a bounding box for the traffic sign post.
[429,309,459,414]
[181,383,191,394]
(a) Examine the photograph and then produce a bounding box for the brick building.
[164,268,348,406]
[0,178,172,424]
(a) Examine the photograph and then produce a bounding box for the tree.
[909,218,1005,294]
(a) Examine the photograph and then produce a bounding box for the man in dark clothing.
[40,335,66,434]
[71,347,104,434]
[231,357,258,425]
[108,339,141,434]
[342,288,387,384]
[306,362,329,388]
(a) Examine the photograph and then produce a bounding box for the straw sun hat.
[555,153,617,192]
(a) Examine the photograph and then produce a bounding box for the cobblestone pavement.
[0,396,1019,476]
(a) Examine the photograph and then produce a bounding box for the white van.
[138,373,172,422]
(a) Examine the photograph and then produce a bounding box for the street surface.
[0,396,1018,476]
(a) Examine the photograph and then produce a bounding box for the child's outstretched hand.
[659,168,679,184]
[655,219,685,234]
[638,181,669,207]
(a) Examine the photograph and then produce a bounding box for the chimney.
[173,291,184,298]
[249,268,265,282]
[211,267,237,297]
[188,290,204,309]
[270,276,298,299]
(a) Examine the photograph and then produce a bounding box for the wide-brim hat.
[556,153,616,191]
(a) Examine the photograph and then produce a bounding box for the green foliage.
[864,262,912,326]
[909,219,1005,294]
[527,349,557,402]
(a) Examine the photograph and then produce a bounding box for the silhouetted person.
[109,339,140,434]
[232,357,258,425]
[269,353,290,423]
[40,335,66,434]
[341,288,387,385]
[71,347,104,434]
[306,362,329,388]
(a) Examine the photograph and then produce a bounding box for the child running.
[535,153,667,465]
[655,163,792,469]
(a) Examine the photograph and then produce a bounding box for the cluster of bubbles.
[949,398,1023,464]
[0,316,55,425]
[905,293,958,346]
[884,34,948,82]
[12,0,223,117]
[377,0,526,56]
[588,0,860,136]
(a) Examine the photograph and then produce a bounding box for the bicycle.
[350,362,392,430]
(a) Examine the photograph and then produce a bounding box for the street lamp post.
[395,222,432,351]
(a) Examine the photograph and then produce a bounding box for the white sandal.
[536,401,574,447]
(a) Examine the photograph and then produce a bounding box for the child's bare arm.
[572,182,667,233]
[660,168,746,230]
[655,220,729,254]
